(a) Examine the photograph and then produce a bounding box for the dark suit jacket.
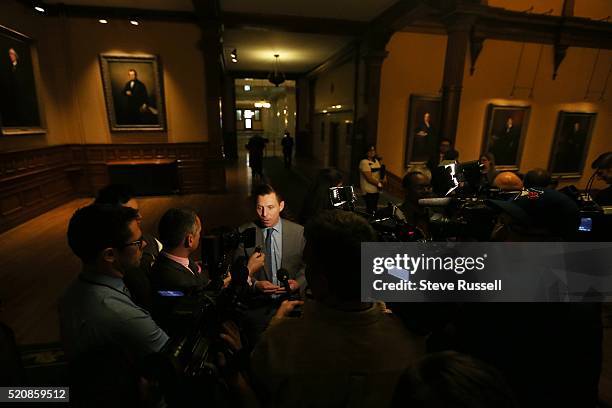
[149,254,208,293]
[236,219,306,288]
[122,79,148,123]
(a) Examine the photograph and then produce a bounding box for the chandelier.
[268,54,286,87]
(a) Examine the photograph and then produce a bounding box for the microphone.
[418,197,452,207]
[277,268,291,294]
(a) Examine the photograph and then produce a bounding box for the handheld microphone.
[277,268,291,294]
[418,197,452,207]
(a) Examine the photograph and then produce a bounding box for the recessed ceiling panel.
[224,29,351,73]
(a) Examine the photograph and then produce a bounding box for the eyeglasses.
[119,236,144,249]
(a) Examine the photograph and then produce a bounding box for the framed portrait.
[482,104,530,170]
[0,25,44,135]
[405,94,441,166]
[548,112,596,178]
[99,54,166,132]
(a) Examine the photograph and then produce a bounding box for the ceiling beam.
[222,12,367,36]
[461,3,612,49]
[306,41,357,78]
[395,3,611,50]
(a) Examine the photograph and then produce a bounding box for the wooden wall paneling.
[0,142,221,233]
[385,171,404,201]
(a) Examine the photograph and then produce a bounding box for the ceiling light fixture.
[99,19,108,24]
[230,49,237,59]
[129,19,139,26]
[268,54,285,87]
[244,85,251,91]
[34,5,45,13]
[231,57,238,63]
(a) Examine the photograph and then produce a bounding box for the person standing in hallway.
[359,145,385,215]
[246,134,268,181]
[281,130,294,169]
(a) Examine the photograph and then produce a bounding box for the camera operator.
[400,171,433,239]
[426,138,460,172]
[451,189,602,407]
[478,152,499,190]
[149,208,209,293]
[94,184,161,311]
[59,204,169,406]
[251,210,425,408]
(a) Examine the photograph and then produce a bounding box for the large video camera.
[145,227,258,406]
[146,258,252,407]
[201,227,256,288]
[329,185,425,242]
[423,158,612,241]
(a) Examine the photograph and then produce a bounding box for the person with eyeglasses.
[59,204,168,361]
[95,184,162,312]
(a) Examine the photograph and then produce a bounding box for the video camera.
[146,255,252,407]
[329,185,425,242]
[201,227,256,288]
[416,159,526,240]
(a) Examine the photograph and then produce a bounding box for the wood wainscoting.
[385,170,404,199]
[0,142,225,233]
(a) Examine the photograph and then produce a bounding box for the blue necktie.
[265,228,274,283]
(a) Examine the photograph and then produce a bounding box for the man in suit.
[237,184,306,295]
[121,69,149,124]
[150,207,208,293]
[413,112,436,162]
[0,47,39,127]
[490,117,520,166]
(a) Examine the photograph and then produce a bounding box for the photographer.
[251,210,425,408]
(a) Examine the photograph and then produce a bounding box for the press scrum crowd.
[8,144,611,407]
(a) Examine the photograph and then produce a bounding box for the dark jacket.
[235,219,306,288]
[149,253,208,293]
